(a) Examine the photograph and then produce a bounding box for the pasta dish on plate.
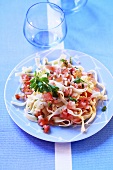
[11,54,107,133]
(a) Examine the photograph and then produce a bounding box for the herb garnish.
[69,57,72,64]
[73,77,85,84]
[60,59,68,67]
[45,72,50,77]
[102,106,107,112]
[30,71,59,97]
[69,97,77,103]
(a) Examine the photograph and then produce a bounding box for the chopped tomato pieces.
[34,111,42,117]
[42,92,53,101]
[61,68,68,74]
[60,110,69,119]
[64,89,70,97]
[55,76,63,82]
[21,74,31,81]
[77,97,89,109]
[73,117,81,123]
[43,125,50,133]
[45,65,56,72]
[15,94,25,100]
[67,101,76,110]
[38,118,49,126]
[94,87,100,92]
[15,94,21,100]
[61,111,74,120]
[86,91,92,97]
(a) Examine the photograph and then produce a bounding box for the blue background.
[1,0,113,170]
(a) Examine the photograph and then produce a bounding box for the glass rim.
[47,0,88,14]
[25,2,66,30]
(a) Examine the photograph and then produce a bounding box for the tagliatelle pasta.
[11,54,107,133]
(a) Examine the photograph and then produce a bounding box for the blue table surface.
[1,0,113,170]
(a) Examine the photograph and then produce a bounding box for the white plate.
[4,49,113,142]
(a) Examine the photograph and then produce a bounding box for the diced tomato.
[48,75,54,80]
[61,68,68,74]
[21,74,31,81]
[67,101,76,110]
[38,118,49,126]
[43,125,50,133]
[24,81,30,86]
[60,110,74,120]
[94,87,100,92]
[45,65,57,72]
[15,94,21,100]
[77,97,89,109]
[86,91,92,97]
[61,111,80,123]
[49,119,54,126]
[21,86,33,94]
[42,92,53,101]
[69,68,76,75]
[64,89,72,97]
[34,111,42,117]
[20,74,33,97]
[53,99,60,104]
[67,74,72,81]
[64,89,70,97]
[60,110,69,119]
[15,94,25,100]
[55,76,63,82]
[67,114,74,120]
[24,91,33,95]
[73,117,81,123]
[73,83,79,88]
[55,68,61,74]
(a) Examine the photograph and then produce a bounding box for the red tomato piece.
[24,81,30,86]
[21,86,33,93]
[15,94,21,100]
[15,94,25,100]
[67,114,74,120]
[86,91,92,97]
[34,111,42,117]
[60,110,75,121]
[67,101,76,110]
[77,97,89,109]
[73,117,81,123]
[69,68,76,74]
[45,65,56,72]
[42,92,53,101]
[64,89,70,97]
[94,87,100,92]
[43,125,50,133]
[55,68,61,74]
[21,74,31,81]
[60,110,69,119]
[38,118,49,126]
[55,76,63,82]
[61,68,68,74]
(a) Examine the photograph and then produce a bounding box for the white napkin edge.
[55,142,72,170]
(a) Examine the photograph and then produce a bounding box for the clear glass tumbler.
[23,2,67,48]
[48,0,88,14]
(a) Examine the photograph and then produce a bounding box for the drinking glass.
[48,0,88,14]
[23,2,67,48]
